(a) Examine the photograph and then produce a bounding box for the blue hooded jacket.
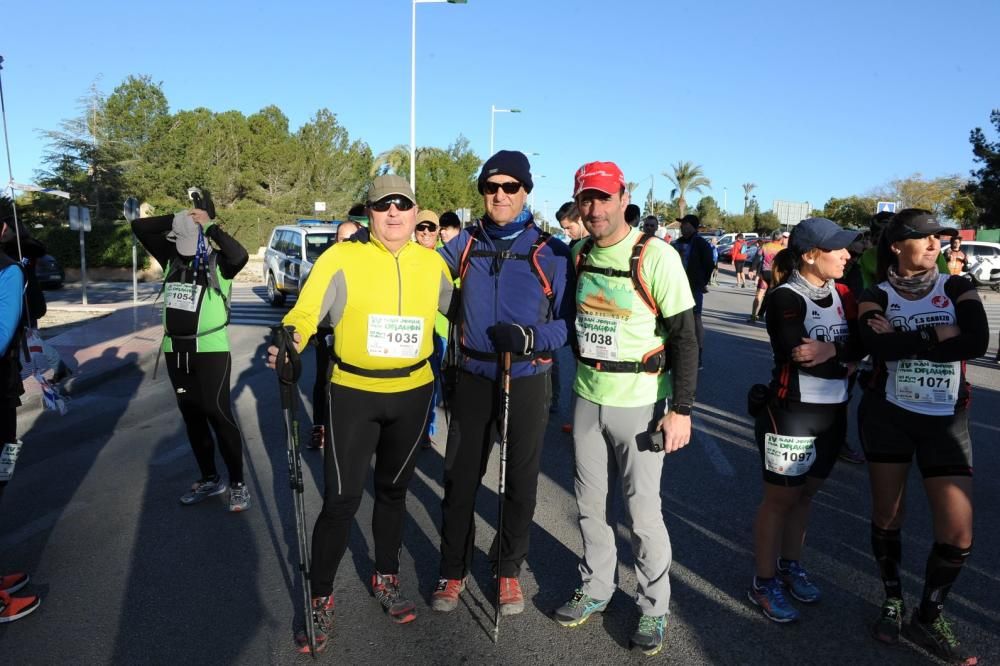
[438,213,574,380]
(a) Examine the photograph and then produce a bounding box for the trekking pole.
[272,325,317,659]
[493,351,512,644]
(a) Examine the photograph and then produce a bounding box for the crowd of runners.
[0,150,992,664]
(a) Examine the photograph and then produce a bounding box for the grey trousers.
[572,396,672,615]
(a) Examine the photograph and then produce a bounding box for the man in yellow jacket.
[268,174,454,653]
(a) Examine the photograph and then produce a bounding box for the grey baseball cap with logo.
[366,174,415,205]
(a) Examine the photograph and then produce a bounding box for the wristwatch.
[670,403,692,416]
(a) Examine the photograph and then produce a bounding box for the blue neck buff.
[482,208,532,240]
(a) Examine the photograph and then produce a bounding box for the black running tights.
[165,351,244,484]
[310,382,434,597]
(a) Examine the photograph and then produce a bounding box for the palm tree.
[663,161,711,218]
[626,181,639,197]
[742,182,757,214]
[371,144,433,178]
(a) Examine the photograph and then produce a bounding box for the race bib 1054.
[165,283,202,312]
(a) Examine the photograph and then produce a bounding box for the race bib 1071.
[895,359,960,404]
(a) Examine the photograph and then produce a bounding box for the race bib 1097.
[764,433,817,477]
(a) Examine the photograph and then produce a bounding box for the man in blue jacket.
[432,150,574,615]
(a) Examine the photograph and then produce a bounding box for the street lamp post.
[411,0,466,193]
[490,105,521,155]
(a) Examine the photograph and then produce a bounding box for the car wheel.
[266,273,285,307]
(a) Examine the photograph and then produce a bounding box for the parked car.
[263,222,339,306]
[716,232,759,246]
[959,240,1000,286]
[35,254,64,289]
[720,241,760,264]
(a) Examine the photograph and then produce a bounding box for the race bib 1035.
[367,314,424,359]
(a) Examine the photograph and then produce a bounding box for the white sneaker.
[228,483,251,512]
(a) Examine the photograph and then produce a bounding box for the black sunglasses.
[415,222,438,232]
[483,181,522,195]
[369,197,415,212]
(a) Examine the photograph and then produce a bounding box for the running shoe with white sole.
[0,590,40,623]
[553,588,609,627]
[631,614,667,656]
[0,572,29,594]
[179,475,227,505]
[431,577,466,612]
[748,577,799,623]
[777,559,821,603]
[228,482,251,513]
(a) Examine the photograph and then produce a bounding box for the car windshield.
[305,233,337,262]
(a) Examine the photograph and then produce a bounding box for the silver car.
[263,222,339,306]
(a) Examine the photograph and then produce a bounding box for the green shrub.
[33,223,150,269]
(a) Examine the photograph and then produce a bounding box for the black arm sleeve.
[837,317,867,363]
[130,214,175,268]
[205,223,249,280]
[664,308,698,407]
[766,287,846,379]
[922,299,990,362]
[857,285,935,360]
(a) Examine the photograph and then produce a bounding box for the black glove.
[347,226,371,243]
[487,323,534,355]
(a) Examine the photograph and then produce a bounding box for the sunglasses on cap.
[369,196,414,212]
[483,181,522,195]
[415,222,438,232]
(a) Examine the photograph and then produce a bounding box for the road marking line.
[691,428,735,477]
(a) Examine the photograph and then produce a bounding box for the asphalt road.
[3,272,999,664]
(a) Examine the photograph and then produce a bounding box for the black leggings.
[311,328,332,425]
[310,381,434,597]
[165,351,244,484]
[440,370,550,579]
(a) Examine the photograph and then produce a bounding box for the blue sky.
[3,0,998,219]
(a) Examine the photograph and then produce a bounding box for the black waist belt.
[578,356,666,374]
[335,357,429,379]
[459,343,548,363]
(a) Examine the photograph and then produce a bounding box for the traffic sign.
[876,201,897,214]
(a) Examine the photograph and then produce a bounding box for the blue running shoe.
[631,614,667,656]
[748,577,799,623]
[777,559,821,604]
[553,589,609,628]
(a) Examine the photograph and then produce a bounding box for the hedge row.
[30,208,306,268]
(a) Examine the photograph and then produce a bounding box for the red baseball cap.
[573,161,626,197]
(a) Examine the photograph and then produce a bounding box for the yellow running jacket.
[282,237,454,393]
